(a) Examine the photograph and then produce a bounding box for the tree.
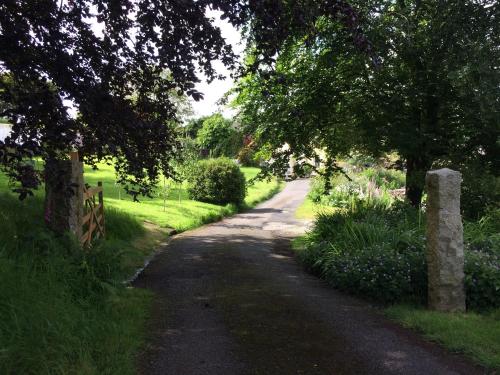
[0,0,369,204]
[184,117,209,140]
[0,0,238,201]
[235,0,500,207]
[196,114,242,157]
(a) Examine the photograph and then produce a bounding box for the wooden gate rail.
[81,181,105,247]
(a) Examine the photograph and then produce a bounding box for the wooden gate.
[81,181,105,247]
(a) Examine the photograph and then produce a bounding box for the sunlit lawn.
[294,197,335,220]
[0,161,282,232]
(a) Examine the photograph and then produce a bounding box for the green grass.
[294,198,335,219]
[386,305,500,369]
[0,190,155,374]
[82,163,281,231]
[0,162,282,232]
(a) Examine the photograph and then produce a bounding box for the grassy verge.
[385,306,500,369]
[0,192,156,374]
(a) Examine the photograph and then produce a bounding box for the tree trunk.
[44,157,84,238]
[405,155,430,207]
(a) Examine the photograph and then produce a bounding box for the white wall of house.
[0,123,11,141]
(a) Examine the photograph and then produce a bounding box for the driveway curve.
[135,179,482,375]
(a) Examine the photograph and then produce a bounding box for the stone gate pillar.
[44,152,84,240]
[425,168,466,312]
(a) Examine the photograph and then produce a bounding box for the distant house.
[0,123,11,142]
[282,144,326,180]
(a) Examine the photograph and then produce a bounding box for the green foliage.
[237,145,260,167]
[235,0,499,209]
[196,114,242,158]
[361,168,405,190]
[308,163,404,208]
[307,175,328,203]
[174,137,201,181]
[186,158,246,205]
[463,210,500,310]
[297,196,500,309]
[298,203,427,304]
[183,116,207,139]
[460,161,500,220]
[0,193,151,374]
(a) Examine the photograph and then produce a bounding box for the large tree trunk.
[405,155,431,207]
[44,156,84,238]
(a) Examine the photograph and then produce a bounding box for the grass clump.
[297,202,427,304]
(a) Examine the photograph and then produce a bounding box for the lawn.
[0,161,282,232]
[83,163,281,231]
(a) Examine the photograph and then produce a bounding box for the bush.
[298,199,500,310]
[308,175,327,203]
[361,167,405,190]
[186,158,246,205]
[237,145,260,167]
[308,172,395,209]
[299,203,427,304]
[461,164,499,220]
[463,209,500,309]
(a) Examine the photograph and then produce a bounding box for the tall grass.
[299,201,427,303]
[0,193,152,374]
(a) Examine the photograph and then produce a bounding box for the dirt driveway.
[135,179,481,375]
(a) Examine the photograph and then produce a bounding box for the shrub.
[464,209,500,309]
[308,175,327,203]
[237,145,260,167]
[186,157,246,205]
[298,199,500,310]
[299,203,427,304]
[461,165,499,220]
[308,172,395,209]
[361,167,405,190]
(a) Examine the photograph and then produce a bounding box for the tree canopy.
[196,114,242,157]
[235,0,500,207]
[0,0,369,200]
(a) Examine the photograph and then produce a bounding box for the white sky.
[190,11,244,118]
[85,9,243,120]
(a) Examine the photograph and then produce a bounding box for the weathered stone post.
[425,168,466,312]
[44,152,84,240]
